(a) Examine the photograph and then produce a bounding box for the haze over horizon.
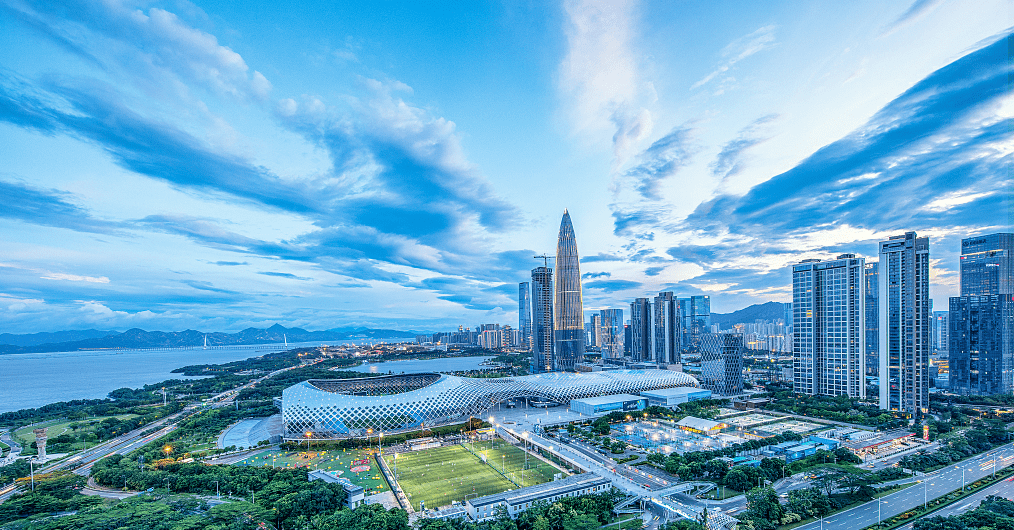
[1,0,1010,334]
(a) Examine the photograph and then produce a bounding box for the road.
[0,361,306,504]
[794,444,1014,530]
[893,474,1014,530]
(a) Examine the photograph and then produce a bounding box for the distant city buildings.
[791,254,866,399]
[629,298,652,362]
[597,309,624,358]
[878,232,931,415]
[519,282,532,351]
[864,262,879,376]
[950,233,1014,396]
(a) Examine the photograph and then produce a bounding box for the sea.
[350,356,496,375]
[0,339,405,413]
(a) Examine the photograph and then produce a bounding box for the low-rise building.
[308,470,366,508]
[569,394,646,415]
[640,387,713,407]
[466,474,612,521]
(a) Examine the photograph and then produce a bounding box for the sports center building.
[282,369,699,440]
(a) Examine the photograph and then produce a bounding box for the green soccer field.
[384,444,514,511]
[465,438,564,487]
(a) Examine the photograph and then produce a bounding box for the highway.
[0,360,306,504]
[893,474,1014,530]
[794,444,1014,530]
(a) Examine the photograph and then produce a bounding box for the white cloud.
[559,0,654,162]
[691,25,777,90]
[41,272,110,283]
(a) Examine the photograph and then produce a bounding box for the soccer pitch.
[465,438,563,487]
[385,444,513,511]
[236,447,388,494]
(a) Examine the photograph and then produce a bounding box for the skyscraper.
[865,262,879,376]
[519,282,532,351]
[931,311,948,352]
[791,254,866,399]
[554,210,585,371]
[678,295,711,350]
[531,266,554,373]
[630,298,652,362]
[699,333,745,396]
[960,233,1014,296]
[589,313,602,348]
[879,232,930,414]
[599,309,624,358]
[950,233,1014,396]
[654,292,680,365]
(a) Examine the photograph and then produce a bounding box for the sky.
[0,0,1010,334]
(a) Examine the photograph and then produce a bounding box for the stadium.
[282,369,700,439]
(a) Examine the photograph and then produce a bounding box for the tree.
[661,519,706,530]
[724,468,752,492]
[745,487,784,523]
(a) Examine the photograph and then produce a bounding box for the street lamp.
[305,431,312,451]
[214,480,220,498]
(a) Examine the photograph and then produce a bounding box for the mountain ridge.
[0,325,418,355]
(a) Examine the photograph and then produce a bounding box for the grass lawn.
[15,415,139,450]
[385,444,513,511]
[235,447,389,495]
[699,486,743,500]
[465,439,564,487]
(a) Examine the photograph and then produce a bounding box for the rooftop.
[468,473,611,508]
[570,394,644,405]
[641,387,711,397]
[676,416,725,431]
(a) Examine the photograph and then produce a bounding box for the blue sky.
[0,0,1010,333]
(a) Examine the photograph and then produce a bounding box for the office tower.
[879,232,930,414]
[630,298,652,362]
[932,311,949,352]
[949,296,1014,395]
[950,233,1014,395]
[554,210,585,371]
[589,314,602,348]
[599,309,624,358]
[689,295,711,346]
[623,323,632,355]
[654,292,680,364]
[519,282,532,351]
[865,262,879,376]
[783,303,793,334]
[531,267,554,373]
[699,333,745,395]
[960,233,1014,296]
[791,254,866,399]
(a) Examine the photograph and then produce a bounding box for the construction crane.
[533,254,555,268]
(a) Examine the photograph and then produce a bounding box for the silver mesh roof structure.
[282,369,699,439]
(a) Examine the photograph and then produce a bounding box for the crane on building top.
[533,254,555,268]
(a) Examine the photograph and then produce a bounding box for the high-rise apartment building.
[879,232,930,414]
[699,333,745,395]
[519,282,532,351]
[865,262,879,376]
[950,233,1014,396]
[530,267,554,373]
[630,298,652,362]
[589,314,602,348]
[554,210,585,371]
[783,303,793,335]
[599,309,624,358]
[791,254,866,398]
[653,292,680,365]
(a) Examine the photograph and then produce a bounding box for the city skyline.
[0,1,1010,333]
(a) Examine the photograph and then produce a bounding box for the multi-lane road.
[795,444,1014,530]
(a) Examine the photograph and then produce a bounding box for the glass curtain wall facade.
[630,298,652,362]
[531,267,554,373]
[791,255,866,399]
[879,232,930,414]
[519,282,532,351]
[699,333,745,395]
[599,309,624,358]
[653,292,680,365]
[865,262,879,376]
[950,233,1014,395]
[554,210,585,371]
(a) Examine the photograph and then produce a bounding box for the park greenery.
[764,389,907,429]
[417,491,623,530]
[900,420,1009,472]
[914,495,1014,530]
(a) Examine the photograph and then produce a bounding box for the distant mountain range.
[0,324,418,355]
[711,301,788,329]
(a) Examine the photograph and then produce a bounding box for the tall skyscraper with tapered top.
[554,210,585,371]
